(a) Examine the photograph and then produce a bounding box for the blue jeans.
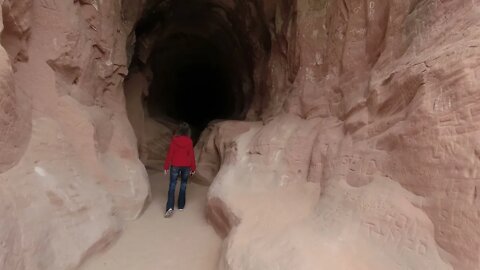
[166,166,190,211]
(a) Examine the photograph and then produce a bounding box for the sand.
[80,171,221,270]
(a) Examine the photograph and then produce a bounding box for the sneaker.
[178,208,184,211]
[164,208,173,218]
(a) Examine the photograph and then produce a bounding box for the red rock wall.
[200,0,480,269]
[0,0,32,173]
[0,1,150,269]
[0,0,478,269]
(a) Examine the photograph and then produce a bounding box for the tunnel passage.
[126,0,271,141]
[148,34,242,137]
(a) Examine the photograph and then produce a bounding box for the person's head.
[175,122,191,137]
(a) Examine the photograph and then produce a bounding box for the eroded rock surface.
[1,0,479,269]
[0,1,149,269]
[198,0,480,270]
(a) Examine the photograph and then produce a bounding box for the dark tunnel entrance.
[124,0,270,142]
[147,34,242,139]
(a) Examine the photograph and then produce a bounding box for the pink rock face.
[0,0,478,269]
[0,0,32,173]
[198,0,480,269]
[195,120,256,185]
[0,1,149,269]
[123,69,185,171]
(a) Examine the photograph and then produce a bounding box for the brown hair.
[175,122,191,137]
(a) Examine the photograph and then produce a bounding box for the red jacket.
[164,135,196,171]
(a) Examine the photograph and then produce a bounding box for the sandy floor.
[80,171,221,270]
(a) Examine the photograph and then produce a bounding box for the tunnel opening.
[147,33,243,140]
[123,0,271,168]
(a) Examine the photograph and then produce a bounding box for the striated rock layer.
[1,0,479,269]
[198,0,480,269]
[0,0,150,269]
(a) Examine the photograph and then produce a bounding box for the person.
[163,122,196,218]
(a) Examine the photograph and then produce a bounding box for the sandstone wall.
[199,0,480,269]
[0,1,150,269]
[1,0,478,269]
